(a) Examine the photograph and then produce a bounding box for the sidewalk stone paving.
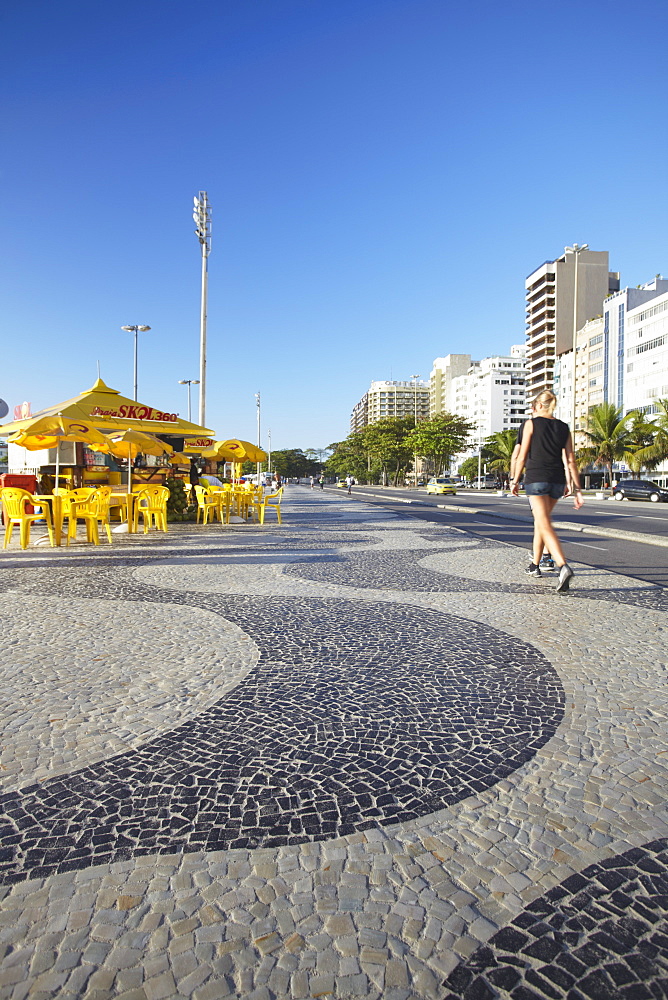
[1,488,667,999]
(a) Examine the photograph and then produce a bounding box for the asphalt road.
[323,485,668,589]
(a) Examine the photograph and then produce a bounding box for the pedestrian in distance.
[345,474,355,496]
[310,476,315,489]
[510,390,583,593]
[318,475,325,490]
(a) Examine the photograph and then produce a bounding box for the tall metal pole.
[193,192,212,427]
[565,243,588,443]
[121,325,151,401]
[255,392,261,483]
[178,379,200,423]
[133,330,138,402]
[267,428,272,474]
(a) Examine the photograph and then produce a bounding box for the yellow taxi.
[426,477,457,495]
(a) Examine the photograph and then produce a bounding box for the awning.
[0,378,215,437]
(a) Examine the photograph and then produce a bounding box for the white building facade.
[450,346,527,458]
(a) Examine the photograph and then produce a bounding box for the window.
[631,300,668,324]
[632,336,665,355]
[589,333,603,347]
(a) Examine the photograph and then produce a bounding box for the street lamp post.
[193,192,212,427]
[564,243,589,443]
[120,325,151,400]
[255,392,261,483]
[178,379,200,423]
[411,375,420,484]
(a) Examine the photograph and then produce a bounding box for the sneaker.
[525,562,542,578]
[539,556,556,570]
[556,564,574,593]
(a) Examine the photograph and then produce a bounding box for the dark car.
[612,479,668,503]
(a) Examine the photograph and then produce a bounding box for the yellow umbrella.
[168,452,189,465]
[8,415,111,452]
[201,439,267,462]
[8,414,114,489]
[101,431,173,494]
[0,378,215,437]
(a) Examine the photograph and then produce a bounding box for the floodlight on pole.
[120,325,151,400]
[193,191,212,426]
[178,379,200,423]
[564,243,589,441]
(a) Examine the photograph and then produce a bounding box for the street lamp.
[120,325,151,400]
[255,392,261,482]
[178,379,200,423]
[411,374,420,484]
[564,243,589,442]
[193,191,212,426]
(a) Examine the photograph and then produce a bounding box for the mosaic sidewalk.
[1,488,667,999]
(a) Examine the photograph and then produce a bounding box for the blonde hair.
[532,390,557,416]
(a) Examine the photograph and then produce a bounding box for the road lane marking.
[563,540,608,550]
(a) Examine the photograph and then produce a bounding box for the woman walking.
[510,390,583,593]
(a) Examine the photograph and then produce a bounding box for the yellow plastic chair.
[194,485,220,525]
[67,486,113,545]
[249,487,283,525]
[134,486,169,533]
[1,487,55,549]
[208,488,232,525]
[56,487,95,521]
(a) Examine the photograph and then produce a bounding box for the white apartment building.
[450,346,527,451]
[350,379,430,433]
[429,354,472,416]
[553,316,604,447]
[615,278,668,416]
[554,276,668,479]
[525,248,619,400]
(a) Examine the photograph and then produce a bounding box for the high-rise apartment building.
[350,380,430,433]
[525,248,619,401]
[554,276,668,460]
[429,354,472,416]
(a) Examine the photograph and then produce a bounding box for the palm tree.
[631,398,668,473]
[483,429,518,483]
[580,402,632,487]
[623,411,658,476]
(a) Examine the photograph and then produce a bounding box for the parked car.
[612,480,668,503]
[426,477,457,495]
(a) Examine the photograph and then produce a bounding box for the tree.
[270,449,318,478]
[325,433,371,483]
[483,429,518,478]
[626,398,668,474]
[623,411,658,476]
[580,402,632,487]
[406,413,474,477]
[459,450,493,482]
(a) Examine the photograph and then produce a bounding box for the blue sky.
[1,0,666,450]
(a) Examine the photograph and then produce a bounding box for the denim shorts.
[525,482,566,500]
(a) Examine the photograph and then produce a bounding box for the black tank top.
[517,417,570,484]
